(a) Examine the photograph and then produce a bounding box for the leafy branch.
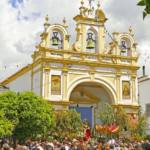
[137,0,150,19]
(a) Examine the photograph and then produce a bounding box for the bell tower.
[72,0,107,54]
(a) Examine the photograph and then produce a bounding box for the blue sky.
[8,0,41,21]
[9,0,24,8]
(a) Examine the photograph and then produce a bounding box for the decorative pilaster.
[98,25,105,54]
[44,68,50,99]
[81,24,87,52]
[116,71,121,103]
[131,74,137,104]
[40,63,44,97]
[62,67,68,101]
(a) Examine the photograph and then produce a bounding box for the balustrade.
[33,48,137,66]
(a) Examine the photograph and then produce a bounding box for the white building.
[138,66,150,135]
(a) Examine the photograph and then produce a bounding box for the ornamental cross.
[88,0,94,8]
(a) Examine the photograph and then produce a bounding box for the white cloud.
[0,0,150,81]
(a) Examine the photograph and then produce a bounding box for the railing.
[33,47,138,66]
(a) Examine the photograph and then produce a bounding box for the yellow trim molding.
[112,104,140,110]
[1,64,32,85]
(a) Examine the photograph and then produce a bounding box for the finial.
[80,0,86,16]
[44,14,50,31]
[129,26,134,36]
[129,26,132,33]
[45,14,49,22]
[81,0,84,6]
[87,0,95,15]
[97,1,100,8]
[63,17,67,25]
[88,0,94,9]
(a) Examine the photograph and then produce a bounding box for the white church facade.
[1,1,139,127]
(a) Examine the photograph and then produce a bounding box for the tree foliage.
[14,92,54,141]
[52,109,83,139]
[128,111,147,140]
[115,107,129,131]
[0,110,14,137]
[99,103,116,125]
[0,91,54,141]
[0,91,18,137]
[137,0,150,19]
[99,103,147,138]
[0,91,19,125]
[136,112,147,137]
[99,104,129,131]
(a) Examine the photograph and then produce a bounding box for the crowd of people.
[1,137,150,150]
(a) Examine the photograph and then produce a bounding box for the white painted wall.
[139,78,150,112]
[138,77,150,135]
[33,71,41,96]
[6,71,31,92]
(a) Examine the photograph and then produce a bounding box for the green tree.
[0,91,54,141]
[99,103,116,125]
[128,111,147,140]
[0,110,14,137]
[0,91,19,126]
[14,92,54,141]
[99,104,130,131]
[99,103,148,140]
[52,109,83,139]
[115,106,129,131]
[137,0,150,18]
[137,112,147,138]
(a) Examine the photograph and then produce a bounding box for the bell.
[52,37,59,46]
[86,39,95,49]
[52,32,59,46]
[121,49,127,53]
[86,32,95,49]
[120,40,127,53]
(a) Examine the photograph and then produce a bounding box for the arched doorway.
[69,82,114,128]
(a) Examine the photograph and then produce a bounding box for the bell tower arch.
[72,1,107,54]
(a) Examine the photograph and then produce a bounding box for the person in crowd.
[1,137,150,150]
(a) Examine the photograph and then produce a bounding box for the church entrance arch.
[68,79,116,128]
